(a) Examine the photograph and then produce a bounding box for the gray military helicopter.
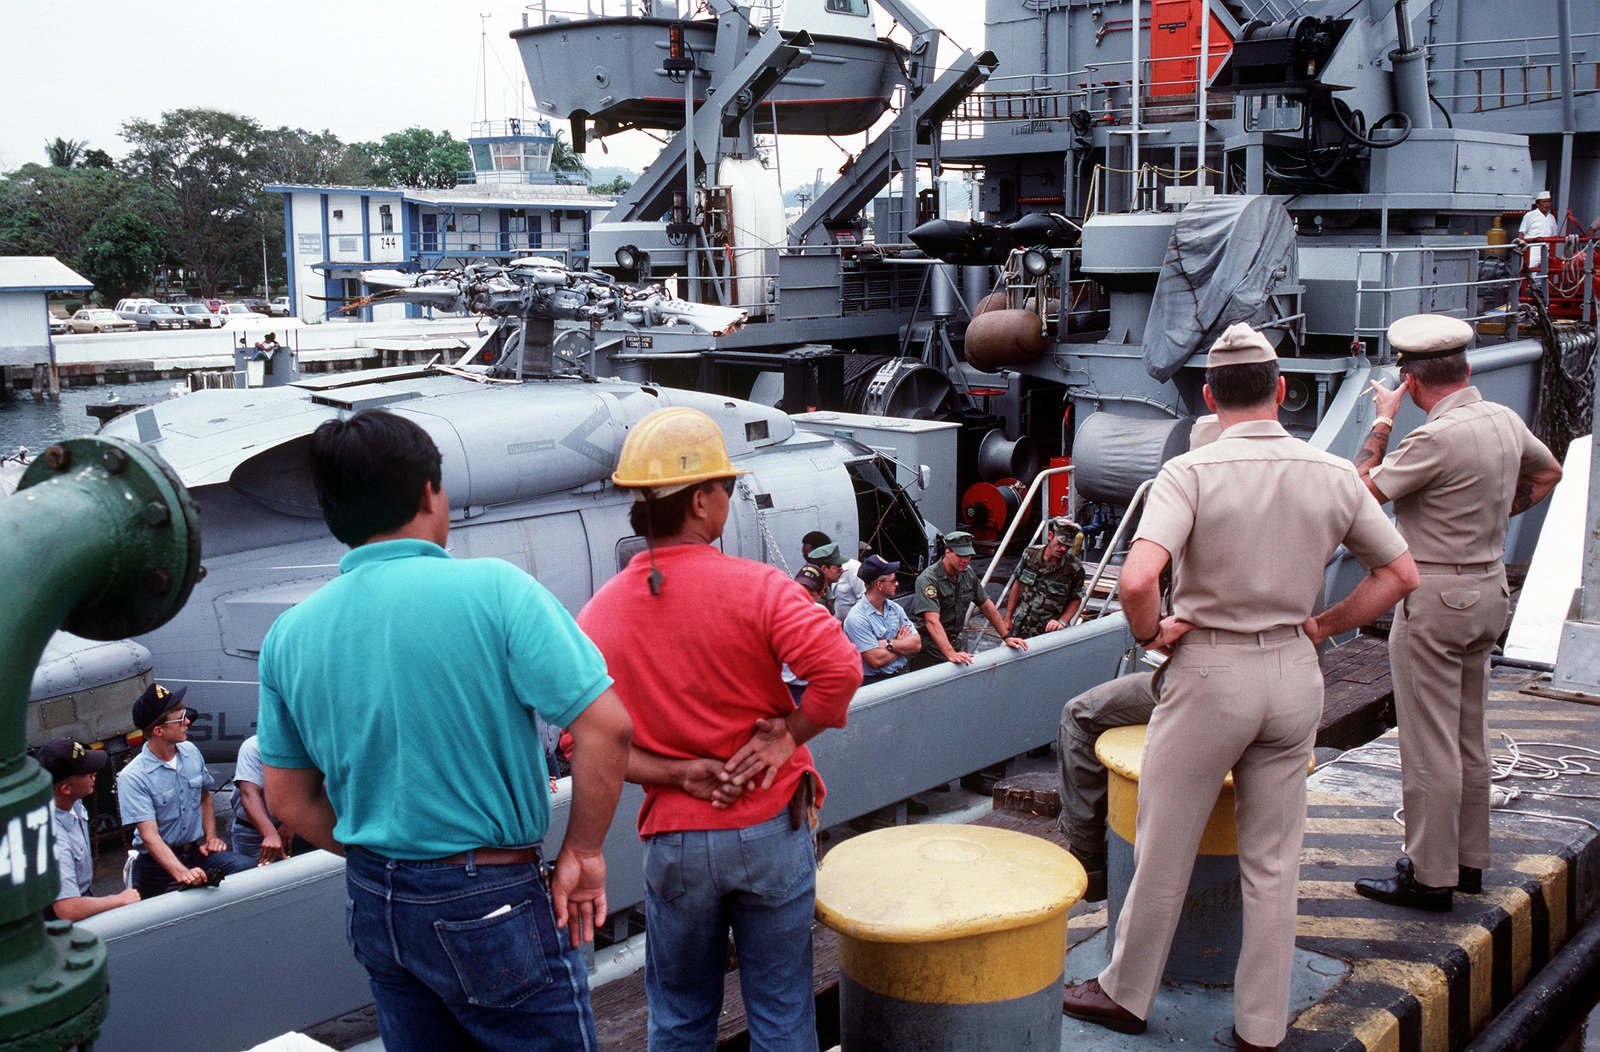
[97,259,935,761]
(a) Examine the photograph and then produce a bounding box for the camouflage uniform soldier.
[1005,516,1087,638]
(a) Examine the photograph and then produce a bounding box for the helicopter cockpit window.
[824,0,869,15]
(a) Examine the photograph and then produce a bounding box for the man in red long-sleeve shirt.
[580,406,861,1052]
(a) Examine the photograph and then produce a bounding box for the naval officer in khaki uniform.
[1062,323,1418,1051]
[1354,314,1562,911]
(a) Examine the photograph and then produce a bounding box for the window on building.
[379,204,394,234]
[458,213,480,233]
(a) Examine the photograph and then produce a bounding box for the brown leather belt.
[1415,560,1498,575]
[1196,625,1305,645]
[435,846,541,866]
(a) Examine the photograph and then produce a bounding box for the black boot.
[1070,849,1107,902]
[1354,857,1452,912]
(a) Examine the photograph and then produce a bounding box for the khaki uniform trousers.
[1099,632,1322,1048]
[1391,564,1509,887]
[1056,673,1158,854]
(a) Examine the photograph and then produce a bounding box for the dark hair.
[1205,360,1280,409]
[310,410,443,547]
[628,481,720,539]
[1400,351,1468,388]
[802,530,832,553]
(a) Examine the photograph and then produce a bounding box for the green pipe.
[0,436,199,1048]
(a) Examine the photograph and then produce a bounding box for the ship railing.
[1071,478,1154,627]
[1423,32,1598,114]
[521,0,779,25]
[945,63,1235,143]
[1084,161,1219,218]
[409,230,589,265]
[991,246,1108,337]
[468,118,557,139]
[1350,243,1525,361]
[768,242,935,321]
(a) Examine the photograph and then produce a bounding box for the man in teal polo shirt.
[259,408,633,1052]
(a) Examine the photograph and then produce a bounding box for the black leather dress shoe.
[1062,978,1147,1034]
[1399,854,1483,894]
[1233,1026,1280,1051]
[1354,857,1452,912]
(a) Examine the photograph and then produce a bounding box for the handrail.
[967,465,1075,626]
[1070,477,1155,627]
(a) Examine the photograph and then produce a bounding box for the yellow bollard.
[815,825,1085,1051]
[1097,724,1312,982]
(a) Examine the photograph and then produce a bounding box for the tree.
[0,164,130,262]
[78,211,165,303]
[121,108,267,296]
[550,130,589,183]
[257,126,371,187]
[81,148,115,170]
[589,175,634,196]
[357,128,470,189]
[44,137,86,168]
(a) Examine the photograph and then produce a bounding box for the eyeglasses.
[717,477,736,496]
[157,711,191,727]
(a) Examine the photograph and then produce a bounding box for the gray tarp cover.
[1142,195,1297,382]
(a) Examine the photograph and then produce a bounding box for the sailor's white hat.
[1205,323,1278,368]
[1535,189,1552,200]
[1387,313,1473,360]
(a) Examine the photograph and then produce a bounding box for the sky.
[1,0,985,191]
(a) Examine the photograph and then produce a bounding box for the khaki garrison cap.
[1205,323,1278,368]
[1387,314,1473,361]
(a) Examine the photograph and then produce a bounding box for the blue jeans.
[344,847,598,1052]
[132,842,255,897]
[643,813,818,1052]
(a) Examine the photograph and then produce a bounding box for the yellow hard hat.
[612,406,748,494]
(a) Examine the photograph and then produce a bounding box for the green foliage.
[121,108,269,296]
[356,128,471,189]
[589,175,634,196]
[550,129,590,181]
[44,137,86,168]
[78,211,165,303]
[81,148,115,170]
[0,164,131,262]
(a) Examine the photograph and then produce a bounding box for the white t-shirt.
[1519,207,1558,268]
[833,559,866,623]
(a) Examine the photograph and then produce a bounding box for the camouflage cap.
[1048,515,1078,538]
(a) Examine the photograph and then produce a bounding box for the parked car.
[175,303,224,329]
[49,312,70,336]
[234,297,271,315]
[269,296,291,316]
[123,302,188,331]
[203,298,224,313]
[67,309,136,334]
[217,304,269,323]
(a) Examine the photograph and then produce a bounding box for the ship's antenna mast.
[479,13,492,124]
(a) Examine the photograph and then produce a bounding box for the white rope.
[1318,733,1600,832]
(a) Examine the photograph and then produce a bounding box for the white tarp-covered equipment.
[1142,195,1298,382]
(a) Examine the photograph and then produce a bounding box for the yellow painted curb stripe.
[1293,1000,1401,1052]
[836,914,1068,1004]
